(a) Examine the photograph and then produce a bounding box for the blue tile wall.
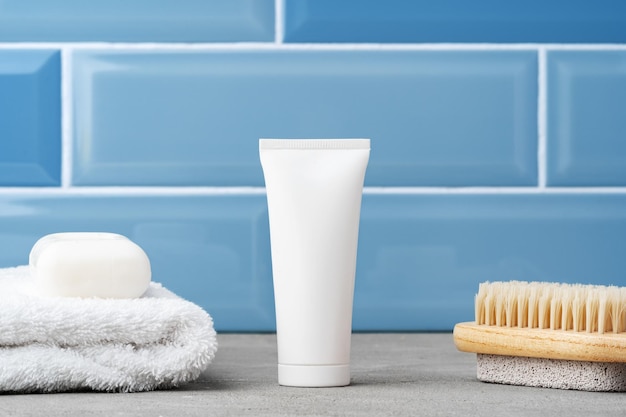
[0,0,274,42]
[356,194,626,330]
[0,1,626,332]
[72,50,537,187]
[0,50,61,186]
[284,0,626,43]
[0,194,274,332]
[0,194,625,332]
[547,51,626,186]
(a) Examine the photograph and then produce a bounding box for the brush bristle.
[475,281,626,333]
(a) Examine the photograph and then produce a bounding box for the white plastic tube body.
[259,139,370,387]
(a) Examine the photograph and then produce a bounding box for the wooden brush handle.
[453,322,626,362]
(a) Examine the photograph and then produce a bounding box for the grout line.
[0,187,267,196]
[60,47,73,188]
[1,42,626,51]
[2,186,626,196]
[537,48,547,188]
[363,187,626,195]
[275,0,285,44]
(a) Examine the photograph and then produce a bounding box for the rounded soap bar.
[29,232,151,299]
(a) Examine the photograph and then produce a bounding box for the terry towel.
[0,266,217,393]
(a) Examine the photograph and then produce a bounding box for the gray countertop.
[2,334,625,417]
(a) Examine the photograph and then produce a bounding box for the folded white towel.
[0,266,217,393]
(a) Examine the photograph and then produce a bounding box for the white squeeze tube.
[259,138,370,387]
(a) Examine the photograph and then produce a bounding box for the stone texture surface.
[477,354,626,391]
[1,334,626,417]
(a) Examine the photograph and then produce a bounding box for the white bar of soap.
[29,232,151,299]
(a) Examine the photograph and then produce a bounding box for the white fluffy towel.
[0,266,218,393]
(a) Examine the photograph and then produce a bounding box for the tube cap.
[278,364,350,387]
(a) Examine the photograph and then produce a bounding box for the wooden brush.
[453,281,626,391]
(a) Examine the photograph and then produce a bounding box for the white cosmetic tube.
[259,138,370,387]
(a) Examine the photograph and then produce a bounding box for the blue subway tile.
[547,51,626,186]
[354,193,626,330]
[0,194,274,332]
[0,50,61,186]
[0,193,624,331]
[284,0,626,43]
[72,50,537,187]
[0,0,274,42]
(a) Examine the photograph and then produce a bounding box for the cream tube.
[259,138,370,387]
